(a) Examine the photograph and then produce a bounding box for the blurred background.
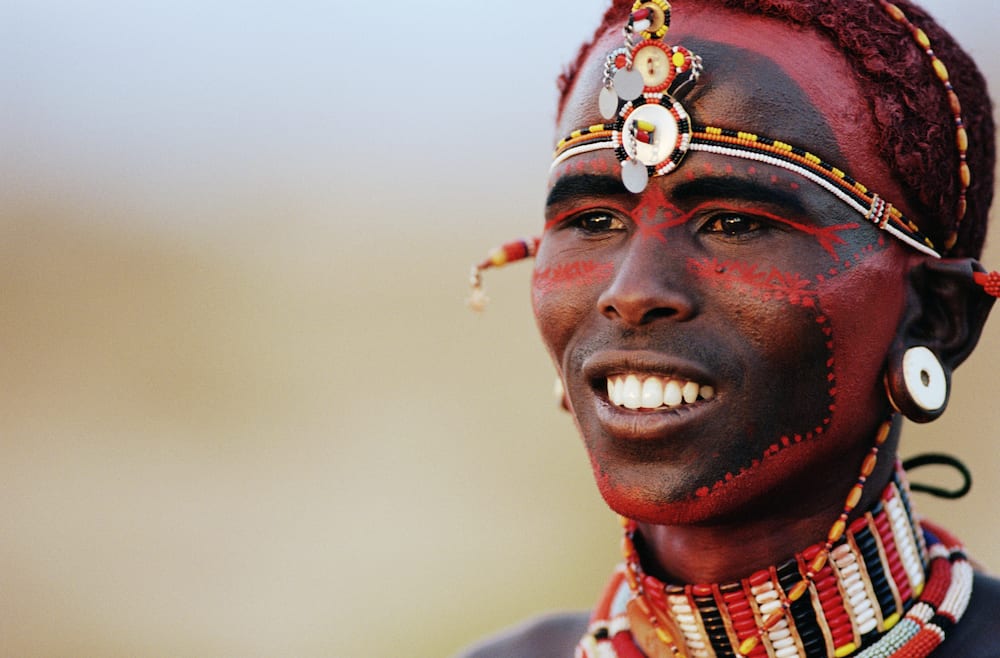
[1,1,997,656]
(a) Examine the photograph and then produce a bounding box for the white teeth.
[641,377,664,408]
[663,380,682,407]
[623,375,642,410]
[606,374,715,409]
[682,381,700,404]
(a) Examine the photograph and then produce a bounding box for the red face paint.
[532,260,614,307]
[537,12,913,525]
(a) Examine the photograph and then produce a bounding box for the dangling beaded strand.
[877,1,970,252]
[467,237,540,311]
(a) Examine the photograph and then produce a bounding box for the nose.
[597,239,697,326]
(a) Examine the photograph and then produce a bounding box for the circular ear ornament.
[885,345,948,423]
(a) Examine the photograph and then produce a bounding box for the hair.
[557,0,995,258]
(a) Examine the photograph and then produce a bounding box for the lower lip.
[592,392,715,441]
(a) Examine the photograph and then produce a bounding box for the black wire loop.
[902,453,972,500]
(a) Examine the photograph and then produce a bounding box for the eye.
[571,211,626,234]
[703,213,763,237]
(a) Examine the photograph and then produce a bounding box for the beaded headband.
[553,0,948,257]
[467,0,999,306]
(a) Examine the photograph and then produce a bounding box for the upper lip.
[581,350,716,389]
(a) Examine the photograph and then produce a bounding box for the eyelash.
[702,213,765,237]
[561,209,773,240]
[568,211,626,234]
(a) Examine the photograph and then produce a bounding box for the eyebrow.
[546,172,808,214]
[546,174,629,208]
[669,175,807,213]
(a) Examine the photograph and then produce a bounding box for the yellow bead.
[960,162,972,187]
[932,58,949,82]
[810,553,827,573]
[957,127,969,152]
[805,153,821,164]
[830,167,845,179]
[788,580,809,601]
[948,91,963,116]
[774,141,791,151]
[914,28,930,49]
[835,643,858,657]
[636,120,657,132]
[672,51,686,67]
[883,612,901,630]
[655,627,676,645]
[739,637,760,655]
[846,485,863,509]
[886,4,905,22]
[828,520,846,543]
[876,421,891,446]
[861,452,878,477]
[489,250,507,267]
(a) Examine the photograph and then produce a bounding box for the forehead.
[554,4,910,213]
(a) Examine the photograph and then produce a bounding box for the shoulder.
[935,571,1000,657]
[452,611,590,658]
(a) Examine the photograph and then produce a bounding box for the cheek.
[819,252,908,418]
[530,255,615,362]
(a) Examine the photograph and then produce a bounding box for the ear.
[884,258,996,422]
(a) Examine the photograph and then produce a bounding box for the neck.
[636,423,901,584]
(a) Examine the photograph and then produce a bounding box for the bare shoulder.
[935,571,1000,656]
[452,611,589,658]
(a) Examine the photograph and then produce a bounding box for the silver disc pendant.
[599,86,619,119]
[613,67,644,101]
[622,159,649,193]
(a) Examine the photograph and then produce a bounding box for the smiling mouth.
[606,374,715,410]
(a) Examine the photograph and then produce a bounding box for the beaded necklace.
[576,469,972,658]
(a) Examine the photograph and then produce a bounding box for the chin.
[589,438,849,527]
[589,458,746,526]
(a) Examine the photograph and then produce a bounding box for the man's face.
[534,6,915,525]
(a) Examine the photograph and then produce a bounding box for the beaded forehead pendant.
[469,0,1000,308]
[554,0,944,258]
[566,0,702,194]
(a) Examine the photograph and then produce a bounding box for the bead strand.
[878,1,970,249]
[737,419,891,655]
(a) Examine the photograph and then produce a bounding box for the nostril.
[640,307,679,323]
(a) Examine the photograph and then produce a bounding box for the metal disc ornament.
[613,67,644,101]
[599,86,619,119]
[622,159,650,193]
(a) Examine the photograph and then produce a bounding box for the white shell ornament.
[622,159,650,193]
[599,86,620,120]
[613,67,644,101]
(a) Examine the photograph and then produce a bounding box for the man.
[463,0,999,655]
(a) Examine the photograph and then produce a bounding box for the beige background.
[2,1,998,656]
